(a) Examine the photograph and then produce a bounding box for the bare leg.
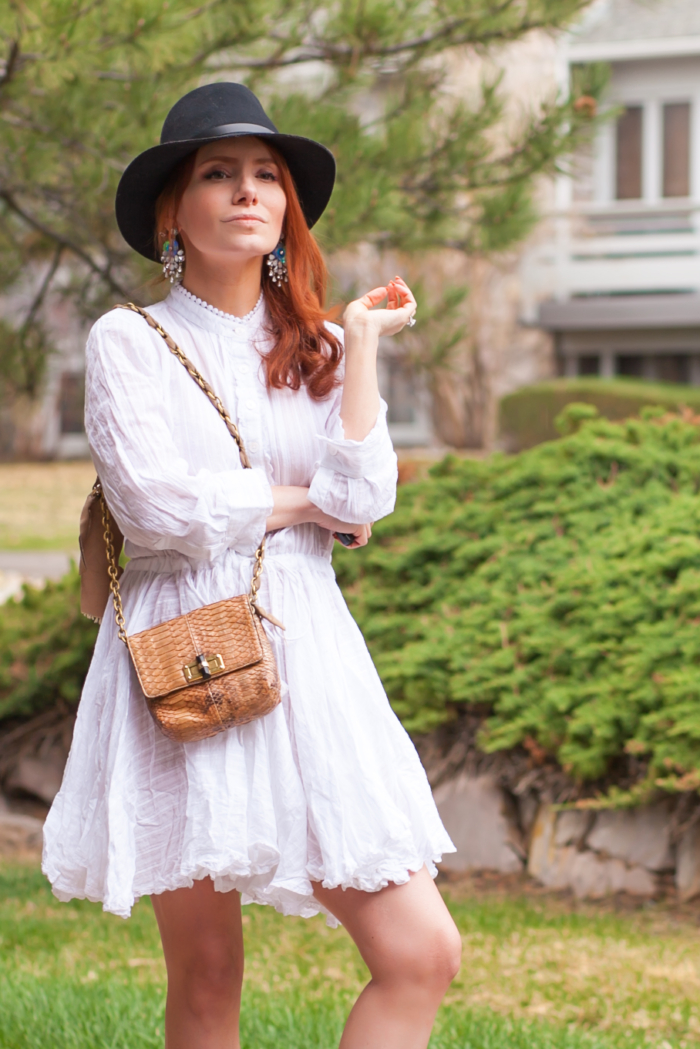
[151,878,244,1049]
[313,867,462,1049]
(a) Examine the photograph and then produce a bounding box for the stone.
[554,810,592,848]
[0,814,43,855]
[676,822,700,902]
[433,773,524,873]
[527,805,657,898]
[569,852,655,898]
[5,752,65,806]
[528,805,578,888]
[587,802,674,871]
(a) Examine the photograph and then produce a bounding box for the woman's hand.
[343,276,417,341]
[314,511,373,549]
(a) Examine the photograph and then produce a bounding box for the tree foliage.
[335,407,700,801]
[0,0,600,397]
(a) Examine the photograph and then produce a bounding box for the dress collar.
[167,283,266,336]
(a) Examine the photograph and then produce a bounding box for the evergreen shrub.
[335,406,700,797]
[499,377,700,451]
[0,569,97,722]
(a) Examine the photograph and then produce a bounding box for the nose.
[233,169,258,206]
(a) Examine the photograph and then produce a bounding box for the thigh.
[151,877,244,975]
[312,867,460,980]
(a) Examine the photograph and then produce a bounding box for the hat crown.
[160,83,278,145]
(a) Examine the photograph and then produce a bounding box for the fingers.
[357,286,388,309]
[387,276,417,326]
[333,523,371,549]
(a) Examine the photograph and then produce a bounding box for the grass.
[0,461,95,551]
[0,864,699,1048]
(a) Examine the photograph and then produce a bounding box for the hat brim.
[115,131,336,262]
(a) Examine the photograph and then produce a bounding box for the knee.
[174,940,243,1021]
[380,918,462,995]
[425,919,462,989]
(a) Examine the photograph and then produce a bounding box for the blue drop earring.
[266,239,288,286]
[161,229,185,283]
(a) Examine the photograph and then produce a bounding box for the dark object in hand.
[334,532,356,547]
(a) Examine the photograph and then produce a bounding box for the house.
[524,0,700,384]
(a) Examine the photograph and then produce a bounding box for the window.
[578,355,600,376]
[616,355,644,377]
[385,359,417,425]
[58,372,85,433]
[616,106,643,200]
[655,354,689,383]
[663,102,691,198]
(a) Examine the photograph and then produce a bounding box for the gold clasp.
[183,653,226,683]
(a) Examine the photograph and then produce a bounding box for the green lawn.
[0,864,698,1048]
[0,461,94,551]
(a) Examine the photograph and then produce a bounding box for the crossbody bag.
[78,302,283,744]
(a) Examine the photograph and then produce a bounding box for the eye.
[258,169,278,181]
[204,168,229,180]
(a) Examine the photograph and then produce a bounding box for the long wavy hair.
[153,141,342,400]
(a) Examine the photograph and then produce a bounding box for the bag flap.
[128,594,263,699]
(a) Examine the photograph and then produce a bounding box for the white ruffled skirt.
[42,551,454,922]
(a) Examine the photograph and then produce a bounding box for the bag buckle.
[183,653,226,683]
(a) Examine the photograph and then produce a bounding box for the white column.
[644,99,661,204]
[600,350,615,378]
[595,122,614,204]
[691,97,700,201]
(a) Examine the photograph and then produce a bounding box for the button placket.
[231,341,265,471]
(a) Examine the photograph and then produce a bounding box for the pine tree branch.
[21,243,64,334]
[0,189,130,299]
[0,40,22,94]
[213,1,591,70]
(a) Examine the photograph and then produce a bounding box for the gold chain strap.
[102,303,267,643]
[98,480,128,645]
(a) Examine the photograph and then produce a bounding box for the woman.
[43,82,459,1049]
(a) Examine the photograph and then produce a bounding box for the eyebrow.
[198,154,279,165]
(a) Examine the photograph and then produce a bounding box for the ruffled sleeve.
[307,326,398,524]
[85,310,273,561]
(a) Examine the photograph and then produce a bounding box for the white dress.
[42,285,454,922]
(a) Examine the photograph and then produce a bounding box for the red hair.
[154,142,342,400]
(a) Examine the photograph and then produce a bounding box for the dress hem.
[42,847,453,926]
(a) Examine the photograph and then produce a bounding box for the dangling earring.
[161,229,185,283]
[266,239,288,286]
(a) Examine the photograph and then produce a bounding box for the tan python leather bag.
[80,302,283,744]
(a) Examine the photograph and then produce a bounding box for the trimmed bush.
[499,377,700,451]
[0,568,97,722]
[335,406,700,798]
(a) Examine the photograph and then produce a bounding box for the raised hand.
[343,276,417,340]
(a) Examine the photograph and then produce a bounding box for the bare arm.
[265,486,372,548]
[340,276,417,441]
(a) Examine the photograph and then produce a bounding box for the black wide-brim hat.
[115,82,336,262]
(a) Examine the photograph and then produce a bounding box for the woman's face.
[175,137,286,264]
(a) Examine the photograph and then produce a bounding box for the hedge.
[0,569,97,723]
[334,405,700,800]
[499,377,700,451]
